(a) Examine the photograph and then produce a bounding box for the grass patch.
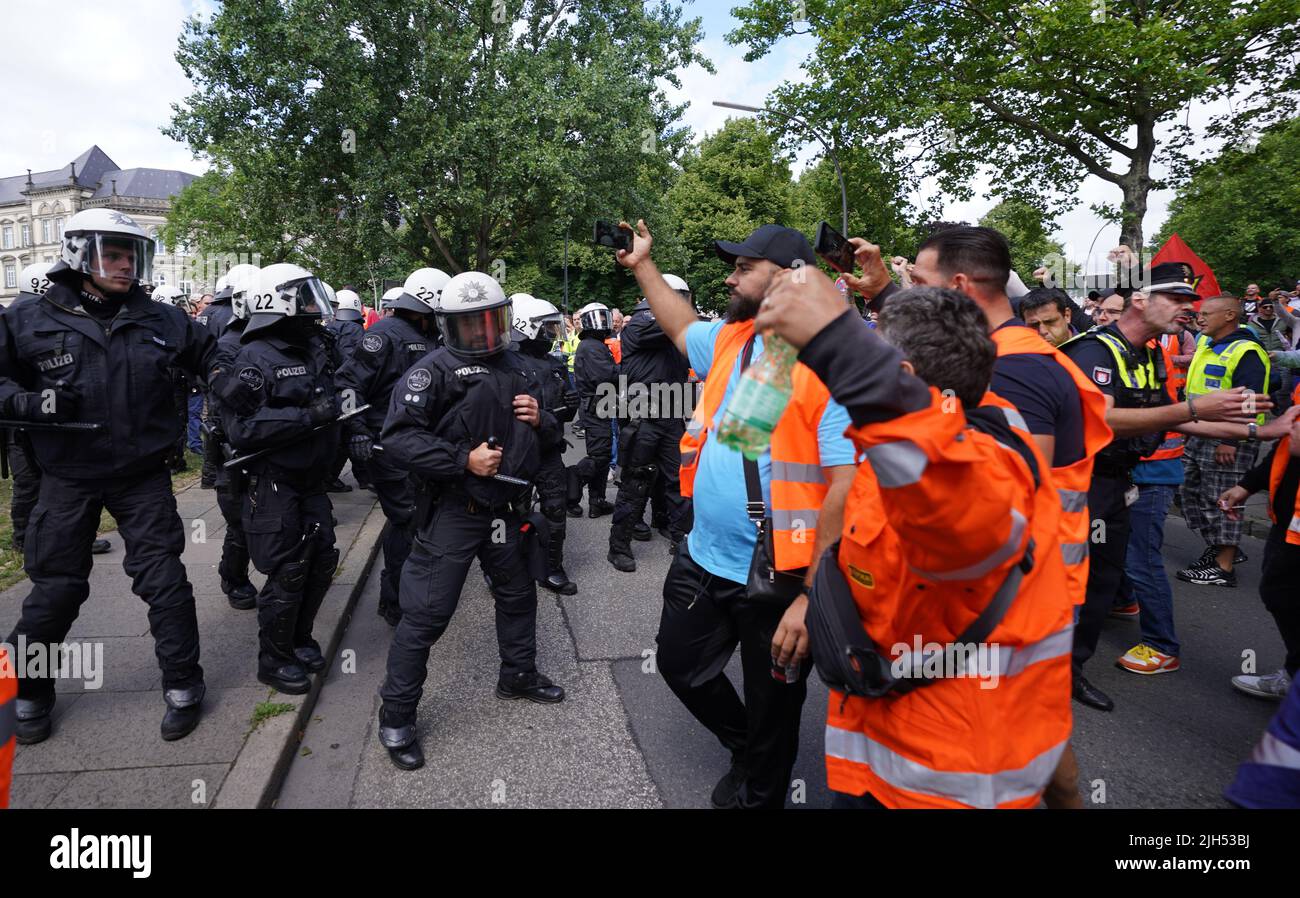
[0,455,205,592]
[251,701,296,729]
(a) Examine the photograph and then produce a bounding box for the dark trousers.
[611,417,687,553]
[215,482,251,588]
[1260,523,1300,677]
[368,450,414,614]
[6,468,203,700]
[536,449,568,575]
[574,408,612,502]
[8,437,40,547]
[656,541,807,809]
[1073,474,1133,675]
[380,502,539,719]
[241,474,338,671]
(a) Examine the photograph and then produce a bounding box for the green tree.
[1154,117,1300,291]
[978,199,1065,281]
[730,0,1300,251]
[166,0,709,289]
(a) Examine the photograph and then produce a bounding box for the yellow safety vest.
[1186,334,1270,425]
[562,332,580,373]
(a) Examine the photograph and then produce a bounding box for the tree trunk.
[1118,116,1157,255]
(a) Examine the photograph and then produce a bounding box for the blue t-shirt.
[683,320,856,584]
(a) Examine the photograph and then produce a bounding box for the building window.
[42,220,52,244]
[21,224,30,247]
[4,265,15,289]
[43,255,53,263]
[54,217,64,239]
[156,272,166,285]
[1,227,11,250]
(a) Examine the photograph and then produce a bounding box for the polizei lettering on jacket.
[275,365,308,379]
[36,353,74,372]
[454,365,490,377]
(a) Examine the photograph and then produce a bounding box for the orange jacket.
[991,326,1111,605]
[1159,332,1189,397]
[826,389,1073,808]
[680,321,834,570]
[0,647,14,809]
[1142,337,1186,462]
[1268,383,1300,546]
[605,336,622,364]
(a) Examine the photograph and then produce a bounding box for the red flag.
[1150,233,1222,307]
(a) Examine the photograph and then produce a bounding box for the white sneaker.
[1231,668,1292,700]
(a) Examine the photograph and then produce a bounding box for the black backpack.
[806,407,1040,699]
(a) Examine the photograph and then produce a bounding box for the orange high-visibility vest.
[604,337,622,364]
[1268,383,1300,546]
[1159,332,1188,397]
[0,647,14,809]
[680,320,833,570]
[991,326,1112,605]
[1142,338,1186,462]
[825,389,1073,808]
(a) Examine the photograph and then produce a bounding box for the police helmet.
[59,208,154,288]
[243,263,333,337]
[437,272,511,357]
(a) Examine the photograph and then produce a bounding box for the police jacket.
[206,321,248,438]
[620,299,690,389]
[380,345,561,507]
[218,330,338,478]
[326,318,365,367]
[573,332,617,412]
[198,298,235,338]
[0,278,216,479]
[513,338,578,426]
[335,315,433,436]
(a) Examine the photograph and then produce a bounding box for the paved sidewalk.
[3,473,383,809]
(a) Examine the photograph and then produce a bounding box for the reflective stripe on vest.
[825,725,1068,809]
[1186,336,1270,424]
[1061,541,1089,565]
[1058,488,1088,513]
[865,441,928,487]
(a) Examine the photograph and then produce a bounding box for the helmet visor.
[281,276,334,322]
[535,314,563,344]
[580,308,612,331]
[85,233,154,288]
[440,305,512,356]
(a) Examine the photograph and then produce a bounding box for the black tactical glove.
[307,394,339,426]
[8,383,77,423]
[348,432,374,463]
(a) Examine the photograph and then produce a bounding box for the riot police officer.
[568,302,617,518]
[4,263,113,556]
[206,265,260,609]
[199,263,259,487]
[510,293,580,594]
[0,208,216,743]
[217,263,341,695]
[377,271,565,771]
[608,274,693,572]
[325,287,369,490]
[336,268,447,627]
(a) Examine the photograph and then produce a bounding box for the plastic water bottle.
[715,335,797,460]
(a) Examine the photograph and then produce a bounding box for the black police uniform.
[206,318,256,607]
[324,315,367,487]
[512,335,580,594]
[377,342,562,734]
[570,330,617,514]
[0,272,216,738]
[218,323,340,689]
[609,300,691,569]
[1061,323,1170,685]
[2,290,45,550]
[197,293,236,486]
[334,315,433,624]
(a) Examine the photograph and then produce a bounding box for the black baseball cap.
[714,224,817,269]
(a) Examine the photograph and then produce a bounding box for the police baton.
[223,404,371,469]
[0,421,103,432]
[371,438,530,487]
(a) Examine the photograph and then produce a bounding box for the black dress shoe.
[161,684,205,741]
[631,522,652,541]
[608,550,636,573]
[200,477,216,489]
[567,502,584,518]
[380,726,425,770]
[223,579,258,610]
[91,538,111,555]
[1072,676,1114,712]
[15,695,56,745]
[258,663,311,695]
[496,671,565,704]
[294,644,327,673]
[588,498,614,518]
[539,571,578,596]
[324,478,353,493]
[710,757,747,809]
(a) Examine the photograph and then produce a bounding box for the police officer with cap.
[336,268,446,626]
[377,271,565,770]
[608,275,693,571]
[206,265,260,609]
[0,208,216,743]
[568,302,618,518]
[216,263,341,694]
[510,293,580,594]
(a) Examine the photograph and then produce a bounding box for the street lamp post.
[713,100,849,236]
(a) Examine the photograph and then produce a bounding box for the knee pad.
[313,547,340,581]
[274,559,308,593]
[541,499,567,524]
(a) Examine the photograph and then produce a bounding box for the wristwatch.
[1247,422,1259,442]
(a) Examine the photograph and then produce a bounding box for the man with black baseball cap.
[615,219,855,808]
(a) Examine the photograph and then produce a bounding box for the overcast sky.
[1,0,1239,274]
